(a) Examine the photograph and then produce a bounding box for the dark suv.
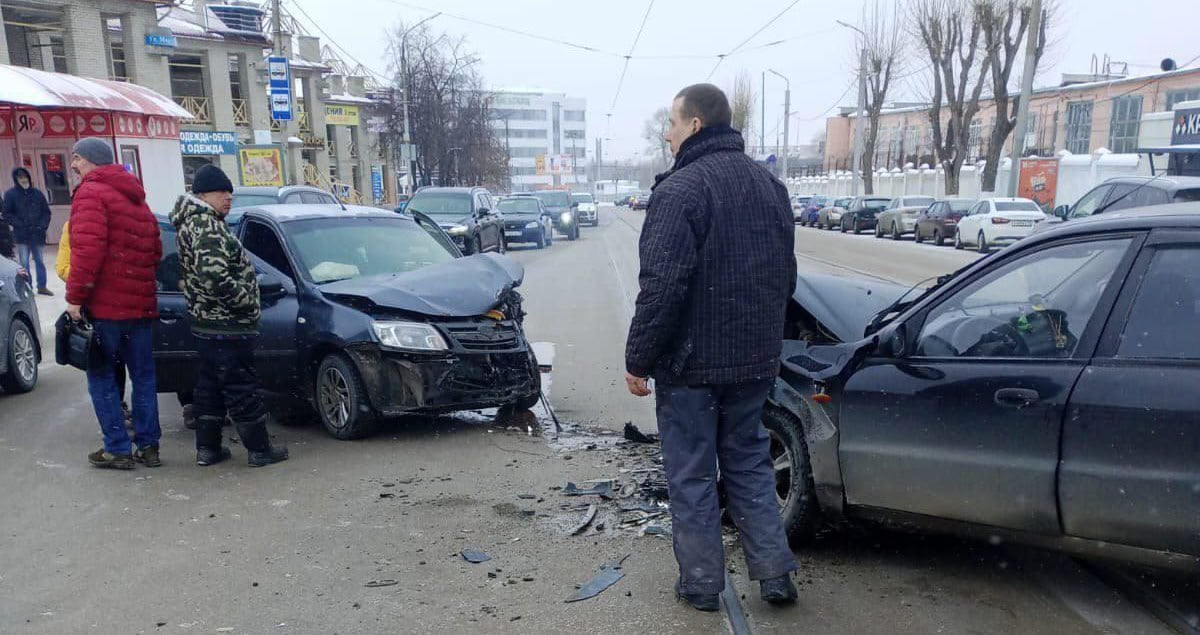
[406,187,506,254]
[529,190,580,240]
[152,204,540,440]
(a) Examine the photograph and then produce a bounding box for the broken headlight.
[372,321,448,352]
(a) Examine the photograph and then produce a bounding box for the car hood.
[413,215,470,227]
[320,253,525,318]
[503,212,541,222]
[792,273,909,343]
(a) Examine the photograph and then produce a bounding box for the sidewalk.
[27,245,68,346]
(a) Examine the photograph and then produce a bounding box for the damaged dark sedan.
[152,204,541,440]
[766,204,1200,572]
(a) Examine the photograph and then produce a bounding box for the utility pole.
[271,0,290,184]
[760,71,766,156]
[1007,0,1042,197]
[503,116,512,192]
[769,69,790,183]
[851,47,867,196]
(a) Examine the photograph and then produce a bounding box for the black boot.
[237,414,289,468]
[759,574,798,605]
[195,415,231,466]
[674,580,720,612]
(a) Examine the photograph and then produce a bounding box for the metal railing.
[348,140,358,159]
[302,163,363,204]
[232,99,249,126]
[270,104,310,132]
[174,96,211,124]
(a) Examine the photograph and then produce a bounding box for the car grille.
[505,222,528,231]
[442,321,523,352]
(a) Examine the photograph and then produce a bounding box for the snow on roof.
[0,63,192,118]
[155,6,268,44]
[326,93,377,105]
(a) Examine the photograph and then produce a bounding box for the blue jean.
[16,242,46,289]
[655,379,797,595]
[87,319,160,455]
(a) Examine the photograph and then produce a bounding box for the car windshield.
[533,191,573,207]
[231,194,279,208]
[995,201,1042,212]
[499,198,541,214]
[286,217,457,284]
[407,192,474,217]
[904,197,935,207]
[571,193,594,203]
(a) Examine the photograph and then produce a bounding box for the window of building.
[509,147,548,158]
[1107,94,1143,153]
[503,129,548,139]
[1024,112,1039,153]
[109,41,127,81]
[564,129,585,140]
[563,110,586,122]
[511,167,539,176]
[228,55,243,100]
[1165,88,1200,111]
[967,119,983,160]
[168,54,206,97]
[493,109,547,121]
[1065,100,1093,154]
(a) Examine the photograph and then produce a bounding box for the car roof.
[1101,175,1200,191]
[414,186,484,195]
[1022,203,1200,244]
[981,197,1035,202]
[239,203,399,223]
[232,185,329,195]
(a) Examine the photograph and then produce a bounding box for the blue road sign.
[268,56,292,122]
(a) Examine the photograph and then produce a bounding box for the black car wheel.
[316,353,377,440]
[839,219,848,233]
[568,223,579,241]
[977,231,990,254]
[0,318,37,394]
[852,222,862,235]
[762,405,819,546]
[892,222,903,240]
[954,229,964,250]
[914,227,925,243]
[874,223,884,238]
[934,229,945,246]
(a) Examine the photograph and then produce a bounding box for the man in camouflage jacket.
[170,164,287,468]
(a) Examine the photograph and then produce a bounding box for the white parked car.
[571,193,599,227]
[954,197,1047,253]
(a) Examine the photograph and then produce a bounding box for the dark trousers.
[87,319,159,454]
[193,336,270,452]
[656,379,797,595]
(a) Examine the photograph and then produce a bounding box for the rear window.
[948,200,975,212]
[1174,188,1200,203]
[995,201,1042,212]
[499,198,541,214]
[863,199,890,211]
[407,192,474,217]
[835,198,852,207]
[232,194,279,208]
[904,197,935,207]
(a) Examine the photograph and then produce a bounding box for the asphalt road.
[0,207,1185,634]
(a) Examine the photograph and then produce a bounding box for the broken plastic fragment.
[565,555,631,603]
[623,422,659,444]
[461,549,492,564]
[564,481,614,499]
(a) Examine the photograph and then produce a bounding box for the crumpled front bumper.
[344,342,539,417]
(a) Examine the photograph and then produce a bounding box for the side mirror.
[571,201,580,208]
[257,272,286,300]
[394,202,408,213]
[1053,205,1070,220]
[476,207,491,217]
[878,324,908,358]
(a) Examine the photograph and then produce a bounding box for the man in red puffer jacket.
[65,137,163,470]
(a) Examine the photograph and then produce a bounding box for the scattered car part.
[565,555,630,603]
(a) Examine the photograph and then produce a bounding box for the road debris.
[642,524,672,537]
[461,549,492,564]
[623,422,659,444]
[569,504,598,535]
[566,554,631,602]
[364,579,399,587]
[564,481,614,499]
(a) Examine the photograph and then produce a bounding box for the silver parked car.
[874,196,935,240]
[0,257,40,394]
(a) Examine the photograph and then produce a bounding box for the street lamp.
[767,69,790,182]
[400,12,441,191]
[837,20,868,196]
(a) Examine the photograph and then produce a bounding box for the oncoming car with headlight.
[151,204,541,440]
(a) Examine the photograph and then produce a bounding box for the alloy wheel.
[318,366,351,431]
[768,428,794,508]
[12,327,35,383]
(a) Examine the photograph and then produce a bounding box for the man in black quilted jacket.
[625,83,798,612]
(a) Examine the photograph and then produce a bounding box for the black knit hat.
[192,164,234,194]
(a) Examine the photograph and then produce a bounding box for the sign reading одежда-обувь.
[180,130,238,156]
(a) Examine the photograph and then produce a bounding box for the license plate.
[505,231,523,238]
[1012,220,1033,227]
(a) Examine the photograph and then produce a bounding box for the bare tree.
[642,106,671,170]
[856,0,905,194]
[978,0,1050,192]
[729,70,757,150]
[382,22,507,189]
[911,0,991,195]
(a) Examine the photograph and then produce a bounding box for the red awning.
[0,64,192,119]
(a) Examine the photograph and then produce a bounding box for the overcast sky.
[293,0,1199,162]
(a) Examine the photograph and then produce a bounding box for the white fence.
[790,149,1146,208]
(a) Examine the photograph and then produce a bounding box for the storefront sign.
[300,132,326,149]
[371,165,384,204]
[238,146,284,187]
[1171,107,1200,146]
[1018,158,1059,213]
[268,56,292,122]
[325,105,360,126]
[0,111,179,140]
[145,34,177,49]
[535,154,574,176]
[180,130,238,155]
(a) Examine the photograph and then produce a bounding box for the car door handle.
[994,388,1040,407]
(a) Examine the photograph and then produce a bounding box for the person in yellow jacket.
[60,221,130,422]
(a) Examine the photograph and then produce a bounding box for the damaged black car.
[767,205,1200,572]
[152,204,541,440]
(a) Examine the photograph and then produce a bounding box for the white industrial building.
[490,88,587,192]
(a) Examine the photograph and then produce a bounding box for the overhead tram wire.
[290,0,391,83]
[707,0,803,80]
[610,0,657,112]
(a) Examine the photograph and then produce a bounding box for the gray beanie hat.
[72,137,114,167]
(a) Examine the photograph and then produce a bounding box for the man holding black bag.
[65,138,163,470]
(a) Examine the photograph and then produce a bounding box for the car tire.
[0,318,37,394]
[762,405,820,546]
[892,223,903,240]
[874,223,884,238]
[934,229,945,246]
[914,228,925,243]
[852,223,862,235]
[568,224,579,241]
[498,235,507,254]
[839,220,847,233]
[977,231,990,254]
[536,228,546,249]
[316,353,377,440]
[954,230,964,250]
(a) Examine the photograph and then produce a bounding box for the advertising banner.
[1018,158,1059,213]
[371,165,384,204]
[325,105,360,126]
[238,146,284,187]
[180,130,238,156]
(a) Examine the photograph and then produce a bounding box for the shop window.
[1165,88,1200,111]
[120,146,142,182]
[40,153,71,205]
